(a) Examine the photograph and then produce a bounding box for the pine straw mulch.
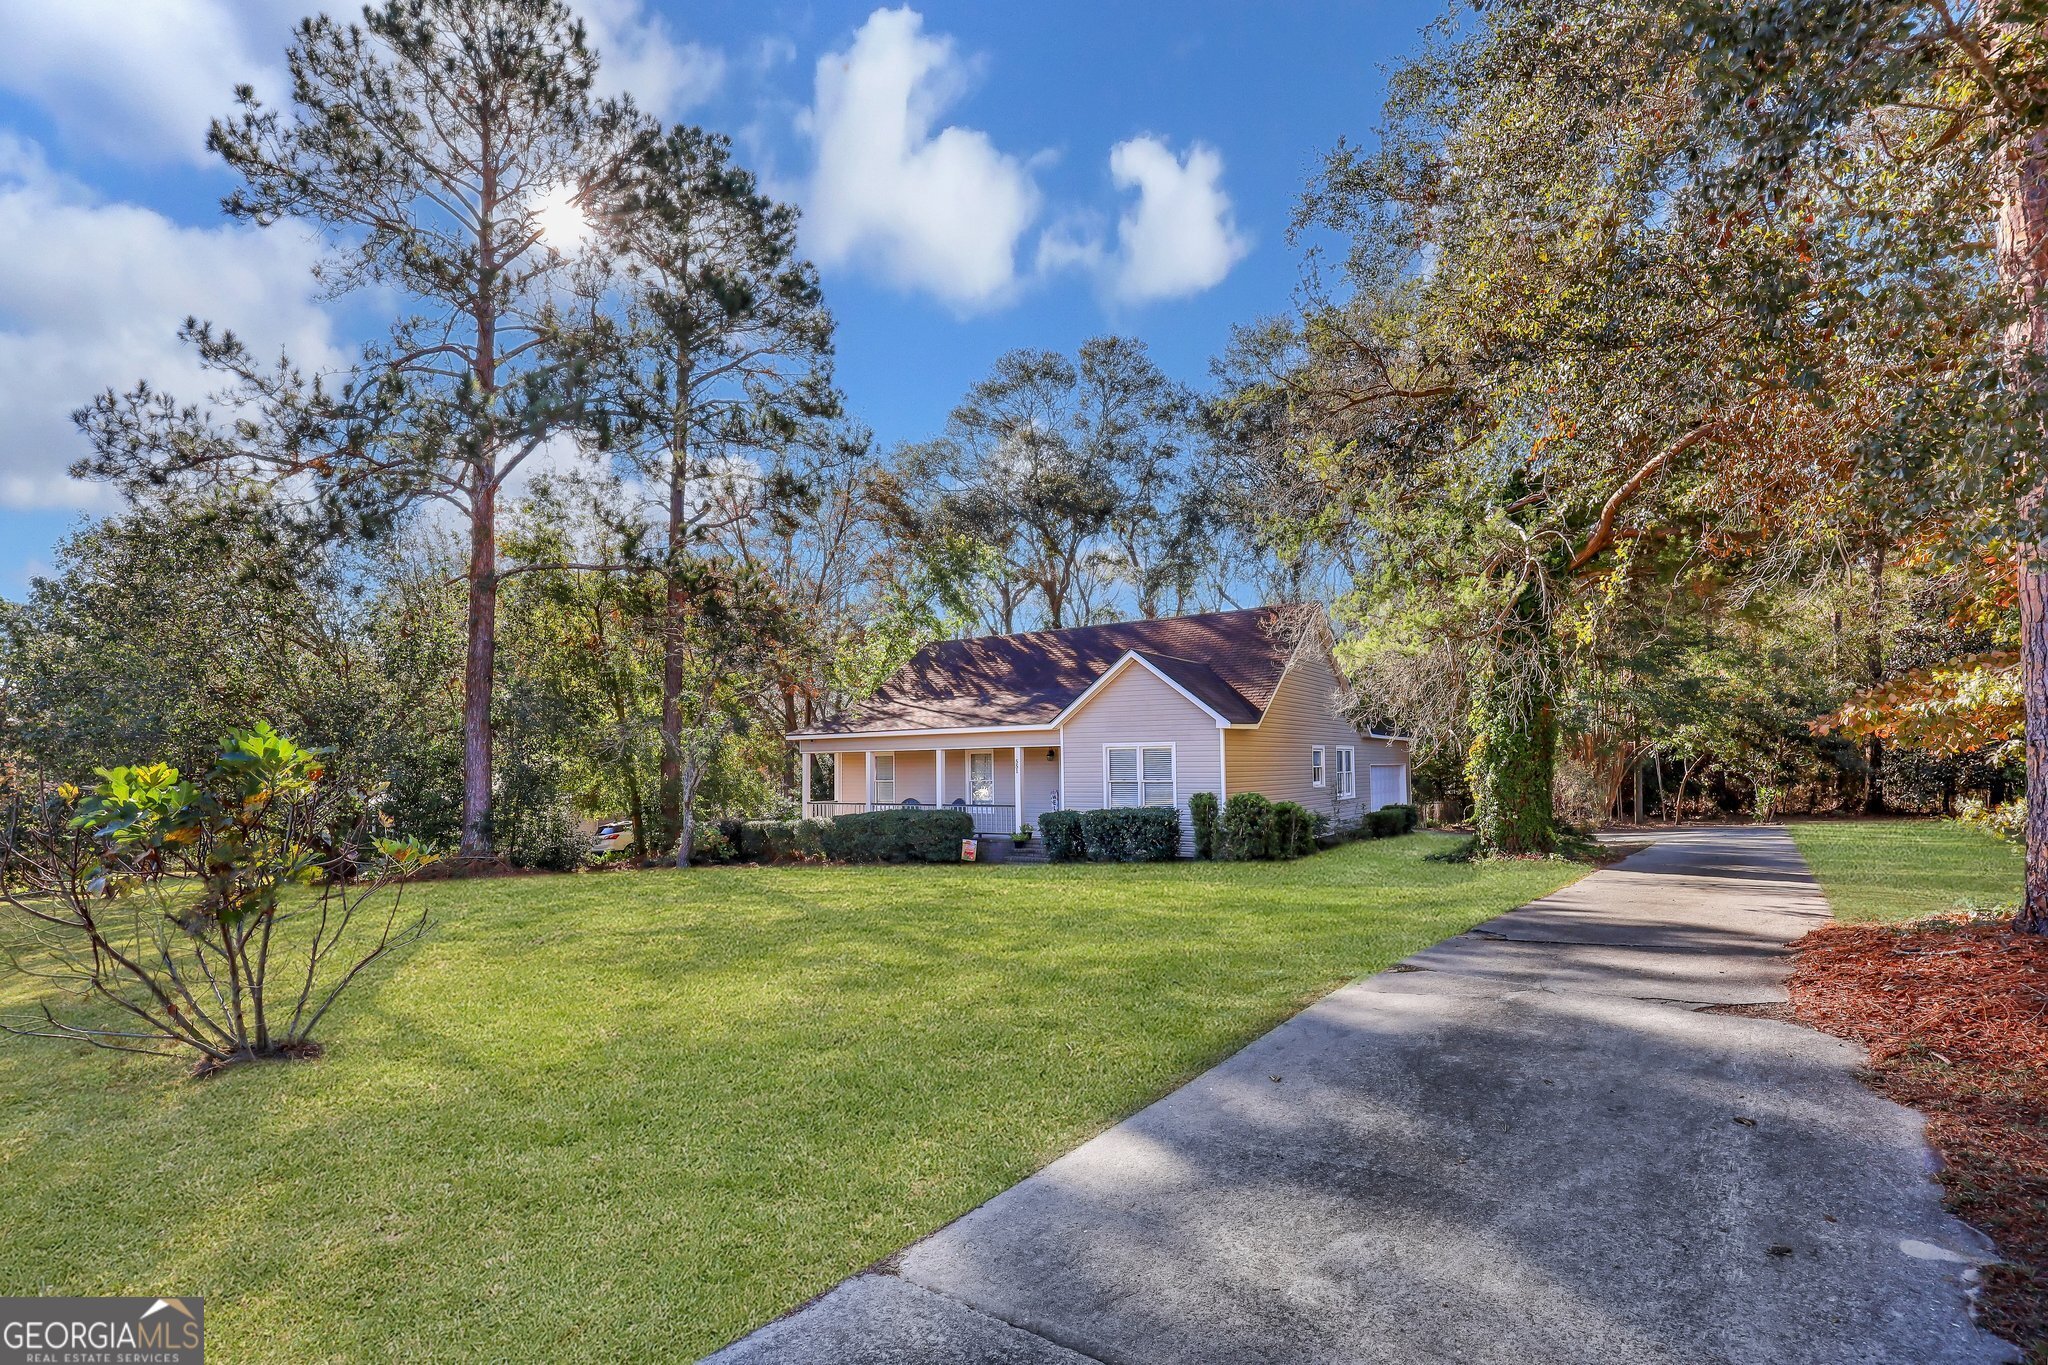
[1788,912,2048,1359]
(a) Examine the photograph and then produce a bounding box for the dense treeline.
[0,0,2036,895]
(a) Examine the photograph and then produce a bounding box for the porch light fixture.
[1046,749,1058,761]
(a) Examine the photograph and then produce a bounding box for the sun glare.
[534,182,592,254]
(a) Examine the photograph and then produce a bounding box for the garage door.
[1368,764,1407,810]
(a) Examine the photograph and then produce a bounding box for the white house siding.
[1223,646,1410,832]
[1018,745,1062,829]
[1060,663,1223,857]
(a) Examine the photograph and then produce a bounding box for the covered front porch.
[799,734,1063,838]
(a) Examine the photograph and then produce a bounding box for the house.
[788,606,1412,857]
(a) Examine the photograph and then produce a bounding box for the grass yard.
[0,835,1577,1362]
[1789,819,2024,923]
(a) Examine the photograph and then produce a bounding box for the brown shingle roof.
[807,607,1307,735]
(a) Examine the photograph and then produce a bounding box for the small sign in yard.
[960,839,978,862]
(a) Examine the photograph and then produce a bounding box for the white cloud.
[1033,213,1107,280]
[0,137,336,511]
[802,7,1040,312]
[0,0,722,166]
[0,0,287,167]
[1101,135,1250,304]
[752,35,798,73]
[577,0,725,117]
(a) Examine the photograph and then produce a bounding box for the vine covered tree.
[1226,0,1989,853]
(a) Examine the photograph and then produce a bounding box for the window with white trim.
[1106,745,1175,808]
[1335,746,1356,799]
[873,753,895,804]
[1310,746,1326,788]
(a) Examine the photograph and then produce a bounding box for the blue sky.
[0,0,1440,595]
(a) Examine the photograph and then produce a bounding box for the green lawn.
[1789,819,2024,923]
[0,836,1575,1362]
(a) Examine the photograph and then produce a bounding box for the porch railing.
[805,800,1020,836]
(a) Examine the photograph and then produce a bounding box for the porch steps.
[998,837,1048,865]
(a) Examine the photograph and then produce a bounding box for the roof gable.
[807,607,1309,735]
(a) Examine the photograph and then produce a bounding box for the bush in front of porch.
[706,809,974,865]
[821,808,974,863]
[1041,808,1180,862]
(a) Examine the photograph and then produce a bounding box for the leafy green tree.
[499,480,664,847]
[1076,337,1209,619]
[1679,0,2048,925]
[655,560,799,867]
[76,0,650,860]
[1227,0,1976,852]
[1,491,400,788]
[894,338,1209,630]
[598,124,837,852]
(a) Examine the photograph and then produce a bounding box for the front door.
[968,751,996,805]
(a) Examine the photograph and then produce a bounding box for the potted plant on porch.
[1014,823,1033,849]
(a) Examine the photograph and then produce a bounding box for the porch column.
[864,750,873,809]
[800,748,811,815]
[1014,746,1024,827]
[936,747,946,806]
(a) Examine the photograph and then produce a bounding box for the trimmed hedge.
[1367,802,1420,839]
[820,808,974,863]
[1189,791,1219,860]
[736,817,829,862]
[1272,801,1320,858]
[1217,792,1321,861]
[1041,810,1085,862]
[1218,792,1274,860]
[1040,807,1179,862]
[1079,807,1180,862]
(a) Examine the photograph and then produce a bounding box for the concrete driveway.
[706,827,2014,1364]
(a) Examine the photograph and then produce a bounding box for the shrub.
[1218,792,1275,860]
[1270,801,1319,858]
[1189,791,1220,859]
[1041,810,1085,862]
[1368,805,1409,838]
[736,817,828,863]
[1216,793,1324,860]
[690,824,735,864]
[821,808,973,863]
[0,723,436,1073]
[505,799,584,872]
[1078,807,1181,862]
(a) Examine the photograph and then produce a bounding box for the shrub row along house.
[789,606,1411,858]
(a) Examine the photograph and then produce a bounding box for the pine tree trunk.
[2000,126,2048,933]
[459,477,497,859]
[659,420,689,855]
